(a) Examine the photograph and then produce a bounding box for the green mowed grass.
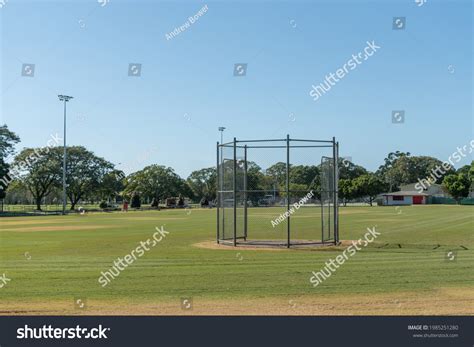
[0,205,472,305]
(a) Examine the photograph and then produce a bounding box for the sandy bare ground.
[1,288,472,316]
[193,240,356,252]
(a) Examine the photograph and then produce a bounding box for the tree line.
[0,125,472,210]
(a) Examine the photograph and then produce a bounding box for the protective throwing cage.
[216,135,339,248]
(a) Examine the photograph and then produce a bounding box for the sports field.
[0,205,472,315]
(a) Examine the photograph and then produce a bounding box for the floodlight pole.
[218,127,225,145]
[244,145,248,241]
[332,137,337,245]
[233,137,237,246]
[216,142,220,244]
[286,134,290,248]
[336,142,339,243]
[218,127,225,163]
[58,95,73,215]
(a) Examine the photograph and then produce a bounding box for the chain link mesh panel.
[320,156,334,242]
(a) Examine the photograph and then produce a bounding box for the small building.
[399,183,447,197]
[381,191,429,206]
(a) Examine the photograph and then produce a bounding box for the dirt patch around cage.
[193,239,356,251]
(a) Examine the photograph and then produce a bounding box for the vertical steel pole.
[332,137,337,245]
[244,145,248,241]
[328,186,331,240]
[216,142,220,243]
[221,141,225,240]
[321,157,324,244]
[335,141,340,244]
[233,137,237,246]
[62,100,67,215]
[286,134,290,248]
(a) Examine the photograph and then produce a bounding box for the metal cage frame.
[216,135,339,248]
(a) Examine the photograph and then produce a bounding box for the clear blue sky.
[1,0,472,177]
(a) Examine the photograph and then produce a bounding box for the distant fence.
[428,196,474,205]
[1,204,64,213]
[0,202,205,217]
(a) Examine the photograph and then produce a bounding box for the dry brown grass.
[0,219,68,226]
[1,287,472,316]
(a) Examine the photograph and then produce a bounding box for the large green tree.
[353,173,386,206]
[376,151,410,192]
[124,165,190,202]
[187,167,216,201]
[0,125,20,191]
[377,153,454,191]
[338,158,367,180]
[2,180,29,204]
[57,146,114,210]
[265,162,287,187]
[246,162,268,204]
[458,162,474,181]
[266,163,320,192]
[95,169,125,202]
[338,178,356,206]
[469,161,474,192]
[290,165,319,190]
[0,125,20,159]
[13,148,62,210]
[442,173,470,203]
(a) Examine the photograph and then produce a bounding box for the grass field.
[0,205,473,315]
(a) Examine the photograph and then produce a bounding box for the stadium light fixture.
[218,127,226,144]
